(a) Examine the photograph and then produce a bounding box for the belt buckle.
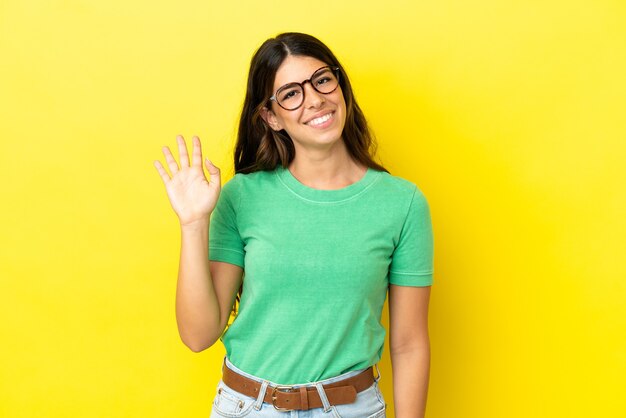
[271,385,296,411]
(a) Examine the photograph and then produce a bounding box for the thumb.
[205,158,221,185]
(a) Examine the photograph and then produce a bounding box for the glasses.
[269,66,341,111]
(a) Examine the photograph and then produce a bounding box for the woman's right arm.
[154,135,243,352]
[176,221,243,352]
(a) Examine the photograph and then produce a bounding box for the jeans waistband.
[223,357,373,388]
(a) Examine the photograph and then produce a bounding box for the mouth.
[305,111,335,128]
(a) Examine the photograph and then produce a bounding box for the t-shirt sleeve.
[208,178,245,268]
[388,186,434,286]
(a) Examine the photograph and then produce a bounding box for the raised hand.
[154,135,221,227]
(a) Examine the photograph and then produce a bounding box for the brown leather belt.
[221,362,376,411]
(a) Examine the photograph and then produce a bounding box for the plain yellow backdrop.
[1,1,625,417]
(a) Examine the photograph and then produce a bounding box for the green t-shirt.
[209,165,434,384]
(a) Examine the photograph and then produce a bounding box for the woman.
[154,32,433,418]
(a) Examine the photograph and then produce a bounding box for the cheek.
[276,111,304,131]
[284,109,305,123]
[335,90,347,112]
[336,93,348,121]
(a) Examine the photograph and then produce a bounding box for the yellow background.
[1,1,624,417]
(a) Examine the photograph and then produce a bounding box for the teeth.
[307,113,333,126]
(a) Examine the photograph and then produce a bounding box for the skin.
[154,54,431,418]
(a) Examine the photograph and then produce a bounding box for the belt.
[221,362,376,411]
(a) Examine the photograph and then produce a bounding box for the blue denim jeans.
[210,358,387,417]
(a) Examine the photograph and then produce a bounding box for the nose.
[302,81,324,108]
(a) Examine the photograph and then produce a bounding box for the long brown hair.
[234,32,387,174]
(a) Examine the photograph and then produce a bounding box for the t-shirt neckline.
[275,165,381,203]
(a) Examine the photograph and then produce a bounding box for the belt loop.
[374,364,382,383]
[299,387,309,411]
[314,382,332,413]
[254,380,269,411]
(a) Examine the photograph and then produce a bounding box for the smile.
[305,112,334,127]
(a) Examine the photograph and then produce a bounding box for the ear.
[260,106,283,131]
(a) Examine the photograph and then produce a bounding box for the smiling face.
[262,55,347,153]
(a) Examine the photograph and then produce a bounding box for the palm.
[154,135,222,225]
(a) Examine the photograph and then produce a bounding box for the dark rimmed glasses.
[269,66,341,111]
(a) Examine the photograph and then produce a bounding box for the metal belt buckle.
[271,385,296,411]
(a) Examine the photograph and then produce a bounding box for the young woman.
[154,32,434,418]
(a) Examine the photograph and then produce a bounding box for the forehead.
[273,55,329,90]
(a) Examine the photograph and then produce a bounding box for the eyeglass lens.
[276,67,339,110]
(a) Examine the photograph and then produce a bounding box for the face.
[262,55,347,152]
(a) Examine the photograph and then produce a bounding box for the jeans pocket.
[211,381,256,418]
[372,381,387,415]
[331,382,386,418]
[368,381,387,418]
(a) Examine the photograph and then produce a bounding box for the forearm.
[391,342,430,418]
[175,219,221,351]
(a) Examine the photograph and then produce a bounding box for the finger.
[162,145,179,174]
[204,158,221,187]
[191,136,202,168]
[153,160,171,184]
[177,135,190,168]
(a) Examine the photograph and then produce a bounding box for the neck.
[287,140,367,190]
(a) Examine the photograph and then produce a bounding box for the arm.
[388,284,431,418]
[176,220,243,352]
[154,135,243,352]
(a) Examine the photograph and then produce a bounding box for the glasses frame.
[269,66,341,111]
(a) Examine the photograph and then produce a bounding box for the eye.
[315,76,332,86]
[279,85,302,102]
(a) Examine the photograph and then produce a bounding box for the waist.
[221,357,378,412]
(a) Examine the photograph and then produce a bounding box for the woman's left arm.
[388,284,431,418]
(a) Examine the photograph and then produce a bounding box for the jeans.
[210,358,387,417]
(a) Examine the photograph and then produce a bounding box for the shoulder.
[374,170,428,204]
[220,169,280,203]
[223,169,276,188]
